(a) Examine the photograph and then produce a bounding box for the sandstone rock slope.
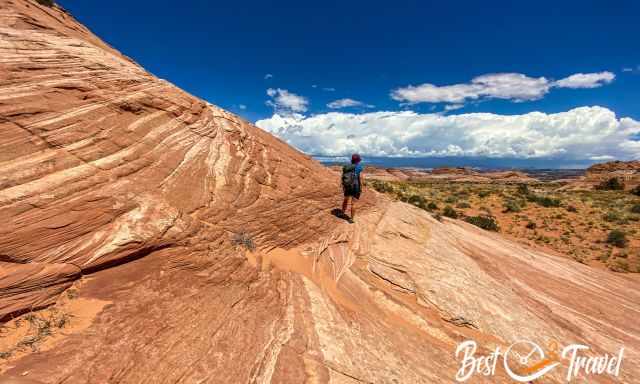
[0,1,639,383]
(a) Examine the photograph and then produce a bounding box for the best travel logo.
[455,339,624,382]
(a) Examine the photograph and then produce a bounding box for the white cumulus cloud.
[444,104,464,112]
[554,71,615,89]
[327,98,373,109]
[391,73,551,104]
[255,106,640,160]
[265,88,309,114]
[391,71,615,105]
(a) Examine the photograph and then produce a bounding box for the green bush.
[606,230,628,248]
[525,221,537,229]
[456,202,471,209]
[596,177,625,191]
[503,199,522,213]
[427,201,438,211]
[631,186,640,196]
[631,204,640,214]
[407,194,428,210]
[443,205,458,219]
[465,215,499,231]
[527,194,561,207]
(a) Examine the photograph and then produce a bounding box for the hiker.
[341,153,364,223]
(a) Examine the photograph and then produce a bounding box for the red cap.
[351,153,361,164]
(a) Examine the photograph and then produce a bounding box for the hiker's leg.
[351,197,356,219]
[342,196,349,214]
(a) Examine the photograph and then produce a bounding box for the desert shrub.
[606,230,628,248]
[232,232,256,251]
[525,221,537,229]
[630,204,640,214]
[36,0,55,6]
[566,205,578,213]
[516,184,530,196]
[527,194,561,208]
[608,258,630,273]
[596,177,625,191]
[599,250,612,262]
[603,211,622,223]
[465,215,499,231]
[371,180,394,193]
[427,201,438,211]
[477,190,491,198]
[456,202,471,209]
[443,205,458,219]
[503,199,522,213]
[407,194,428,210]
[445,195,457,204]
[631,186,640,196]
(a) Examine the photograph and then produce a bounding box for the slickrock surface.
[1,1,639,383]
[0,0,354,319]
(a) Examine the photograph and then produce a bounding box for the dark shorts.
[343,186,361,199]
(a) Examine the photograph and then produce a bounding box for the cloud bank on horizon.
[390,71,615,105]
[256,106,640,161]
[257,70,639,162]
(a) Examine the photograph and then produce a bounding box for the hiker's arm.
[360,173,366,188]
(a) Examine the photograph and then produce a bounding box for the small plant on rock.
[232,232,256,252]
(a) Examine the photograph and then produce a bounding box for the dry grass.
[1,308,71,359]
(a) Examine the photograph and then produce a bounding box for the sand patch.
[0,285,110,372]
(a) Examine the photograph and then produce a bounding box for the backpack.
[342,164,357,190]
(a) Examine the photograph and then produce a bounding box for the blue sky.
[59,0,640,164]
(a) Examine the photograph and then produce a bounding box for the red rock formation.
[0,1,639,383]
[0,0,349,319]
[585,160,640,187]
[587,160,640,174]
[431,166,476,175]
